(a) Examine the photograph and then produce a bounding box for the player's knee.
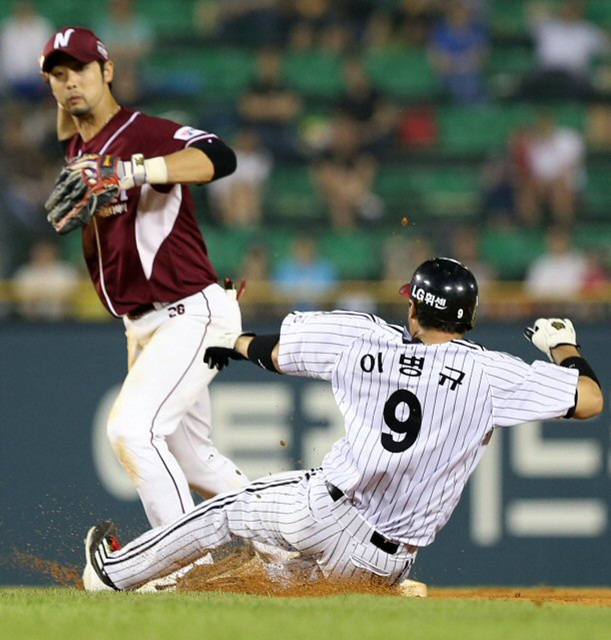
[106,415,151,453]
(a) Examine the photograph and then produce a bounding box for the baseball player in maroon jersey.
[81,258,603,592]
[40,27,249,528]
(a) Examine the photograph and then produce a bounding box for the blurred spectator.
[450,225,497,285]
[524,227,588,299]
[514,110,585,227]
[428,0,489,104]
[337,55,398,155]
[286,0,353,53]
[365,1,443,49]
[12,239,80,320]
[207,128,273,226]
[239,244,270,282]
[238,46,303,160]
[95,0,154,104]
[480,150,519,227]
[0,1,53,102]
[195,0,284,45]
[272,234,338,310]
[310,114,383,228]
[397,103,439,150]
[519,0,610,100]
[581,248,609,295]
[0,100,60,272]
[382,234,435,283]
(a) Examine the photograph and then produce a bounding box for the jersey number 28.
[381,389,422,453]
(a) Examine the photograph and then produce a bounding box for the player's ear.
[102,60,114,84]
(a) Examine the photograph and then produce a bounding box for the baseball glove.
[45,154,121,235]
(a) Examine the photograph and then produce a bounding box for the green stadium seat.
[574,224,611,251]
[481,228,546,280]
[584,164,611,218]
[487,47,535,77]
[283,51,344,99]
[318,231,380,280]
[145,47,255,99]
[438,103,586,155]
[489,0,529,37]
[200,227,254,279]
[264,166,326,223]
[364,48,440,100]
[377,165,479,219]
[587,0,611,28]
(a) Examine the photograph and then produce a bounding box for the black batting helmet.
[400,257,478,331]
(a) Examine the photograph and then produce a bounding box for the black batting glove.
[204,347,246,371]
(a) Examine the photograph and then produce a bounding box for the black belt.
[126,303,156,320]
[325,481,400,555]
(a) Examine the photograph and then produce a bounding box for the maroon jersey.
[65,108,219,317]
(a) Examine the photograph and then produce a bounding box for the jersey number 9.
[381,389,422,453]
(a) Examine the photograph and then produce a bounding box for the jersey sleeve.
[479,351,579,427]
[138,116,223,157]
[278,310,384,380]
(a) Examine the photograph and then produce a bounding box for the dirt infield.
[428,587,611,607]
[12,554,611,606]
[176,559,611,606]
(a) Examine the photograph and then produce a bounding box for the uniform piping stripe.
[93,110,140,317]
[99,111,140,154]
[147,290,213,516]
[185,134,218,146]
[92,218,120,317]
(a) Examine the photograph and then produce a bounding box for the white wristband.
[118,154,168,190]
[143,156,168,184]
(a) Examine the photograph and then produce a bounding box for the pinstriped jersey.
[65,107,219,317]
[278,310,579,547]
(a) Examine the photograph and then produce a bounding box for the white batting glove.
[523,318,578,360]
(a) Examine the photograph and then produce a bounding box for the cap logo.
[53,28,75,49]
[412,285,447,310]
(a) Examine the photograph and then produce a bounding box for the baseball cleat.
[397,578,428,597]
[83,520,121,592]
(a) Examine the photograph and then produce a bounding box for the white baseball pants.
[107,283,248,527]
[102,470,418,590]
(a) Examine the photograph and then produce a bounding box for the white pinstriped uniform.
[100,311,580,590]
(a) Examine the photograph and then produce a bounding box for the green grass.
[1,589,610,640]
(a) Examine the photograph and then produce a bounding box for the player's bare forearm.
[163,147,216,184]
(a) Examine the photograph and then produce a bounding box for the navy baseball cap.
[40,27,109,72]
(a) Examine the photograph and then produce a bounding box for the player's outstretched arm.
[524,318,603,419]
[163,145,235,184]
[204,333,282,374]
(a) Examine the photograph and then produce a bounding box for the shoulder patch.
[173,126,211,141]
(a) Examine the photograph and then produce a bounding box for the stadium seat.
[283,51,344,99]
[364,48,440,100]
[489,0,528,37]
[574,223,611,250]
[318,231,381,280]
[264,166,326,223]
[584,164,611,218]
[145,47,255,100]
[481,228,546,280]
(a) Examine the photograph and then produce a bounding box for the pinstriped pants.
[104,470,418,590]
